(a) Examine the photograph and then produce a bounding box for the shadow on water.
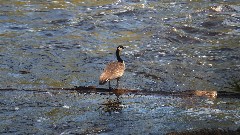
[226,78,240,92]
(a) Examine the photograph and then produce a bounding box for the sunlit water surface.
[0,0,240,134]
[1,0,239,91]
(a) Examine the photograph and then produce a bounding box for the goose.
[99,45,125,89]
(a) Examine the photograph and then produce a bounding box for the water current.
[0,0,240,134]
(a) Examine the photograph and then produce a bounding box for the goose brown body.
[99,61,125,85]
[99,45,125,89]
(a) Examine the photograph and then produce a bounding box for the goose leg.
[117,78,119,89]
[108,81,112,90]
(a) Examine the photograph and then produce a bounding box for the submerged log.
[47,86,240,99]
[0,86,240,99]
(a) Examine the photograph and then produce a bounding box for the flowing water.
[0,0,240,134]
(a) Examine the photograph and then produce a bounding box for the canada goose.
[99,45,125,89]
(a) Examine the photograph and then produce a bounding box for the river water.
[0,0,240,134]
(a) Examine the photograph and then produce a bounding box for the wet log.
[47,86,240,99]
[0,86,240,99]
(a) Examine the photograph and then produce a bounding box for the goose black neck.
[116,49,123,63]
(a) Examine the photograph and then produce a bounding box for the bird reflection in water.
[100,98,123,114]
[98,89,127,114]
